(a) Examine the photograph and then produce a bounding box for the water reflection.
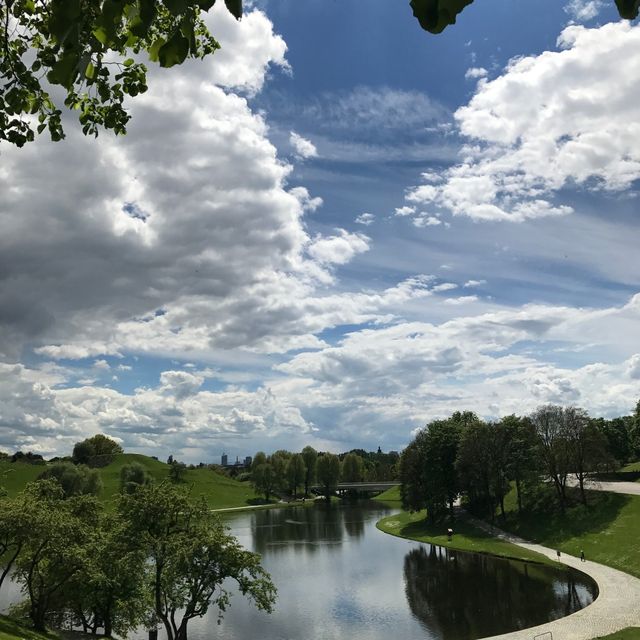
[0,503,597,640]
[247,503,366,554]
[404,545,597,640]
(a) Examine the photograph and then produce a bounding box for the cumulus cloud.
[355,213,375,226]
[0,364,310,458]
[465,67,488,79]
[404,23,640,222]
[289,131,318,159]
[307,230,370,266]
[271,294,640,447]
[394,205,416,217]
[0,5,416,364]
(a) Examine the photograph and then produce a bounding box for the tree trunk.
[577,473,587,505]
[515,476,523,513]
[176,620,189,640]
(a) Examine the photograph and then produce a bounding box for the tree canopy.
[0,0,241,146]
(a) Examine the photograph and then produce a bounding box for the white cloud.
[394,205,416,217]
[93,359,110,371]
[307,230,370,266]
[444,295,479,305]
[464,279,487,288]
[432,283,458,292]
[627,355,640,379]
[355,212,375,226]
[413,214,442,227]
[465,67,488,79]
[289,131,318,159]
[564,0,604,22]
[406,23,640,222]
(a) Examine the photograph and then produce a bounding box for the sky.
[1,0,639,462]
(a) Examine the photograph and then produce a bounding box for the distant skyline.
[1,0,639,461]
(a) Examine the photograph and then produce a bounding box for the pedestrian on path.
[581,550,586,562]
[557,550,561,559]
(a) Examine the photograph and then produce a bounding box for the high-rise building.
[221,453,228,467]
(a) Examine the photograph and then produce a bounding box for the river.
[0,501,597,640]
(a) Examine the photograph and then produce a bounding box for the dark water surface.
[0,502,597,640]
[181,502,596,640]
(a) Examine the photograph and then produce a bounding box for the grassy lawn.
[0,615,56,640]
[1,454,261,510]
[374,485,401,502]
[376,509,554,565]
[497,486,640,578]
[595,630,640,639]
[0,462,45,497]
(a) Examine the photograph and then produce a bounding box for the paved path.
[567,477,640,496]
[466,516,640,640]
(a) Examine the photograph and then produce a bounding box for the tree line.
[400,401,640,522]
[250,447,399,502]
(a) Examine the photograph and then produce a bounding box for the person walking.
[580,550,586,562]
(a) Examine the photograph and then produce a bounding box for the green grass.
[1,454,260,511]
[594,630,640,639]
[0,461,45,498]
[498,486,640,578]
[0,615,56,640]
[621,461,640,472]
[374,485,401,502]
[376,509,555,565]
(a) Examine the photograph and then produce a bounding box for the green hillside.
[0,460,44,497]
[1,453,259,510]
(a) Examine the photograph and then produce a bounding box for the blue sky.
[0,0,638,462]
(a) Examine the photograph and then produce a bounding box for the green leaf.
[409,0,473,35]
[49,0,82,43]
[224,0,242,19]
[158,32,190,67]
[164,0,190,15]
[198,0,217,9]
[46,53,81,89]
[93,26,109,45]
[129,0,157,38]
[85,62,96,79]
[615,0,640,18]
[123,58,135,67]
[148,38,166,63]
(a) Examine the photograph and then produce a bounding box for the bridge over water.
[312,481,400,496]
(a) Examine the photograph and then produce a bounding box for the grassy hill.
[1,453,260,510]
[0,460,45,496]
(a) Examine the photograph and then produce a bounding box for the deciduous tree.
[118,482,276,640]
[316,453,340,502]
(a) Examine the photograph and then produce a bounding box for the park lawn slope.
[374,485,401,502]
[498,486,640,578]
[595,630,640,639]
[377,510,555,566]
[2,454,260,510]
[0,615,56,640]
[0,461,44,498]
[95,453,261,509]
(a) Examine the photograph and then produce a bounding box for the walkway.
[567,477,640,497]
[466,516,640,640]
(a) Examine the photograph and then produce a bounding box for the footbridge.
[312,481,400,496]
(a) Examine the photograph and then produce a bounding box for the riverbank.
[376,509,556,565]
[376,485,640,639]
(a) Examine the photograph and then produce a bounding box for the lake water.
[0,501,598,640]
